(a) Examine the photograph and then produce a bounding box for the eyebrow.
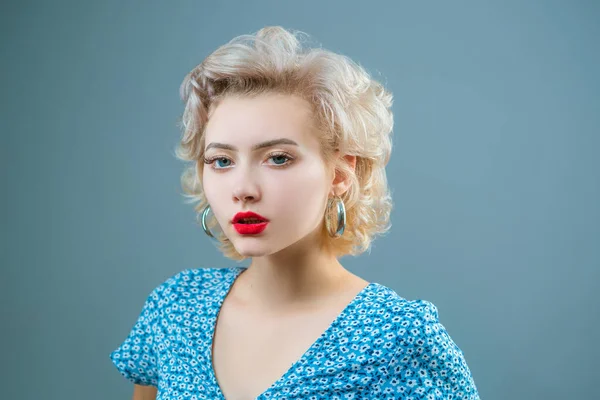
[205,138,299,152]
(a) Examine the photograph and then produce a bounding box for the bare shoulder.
[344,273,371,291]
[132,384,157,400]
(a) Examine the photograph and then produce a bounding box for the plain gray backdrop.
[2,1,598,399]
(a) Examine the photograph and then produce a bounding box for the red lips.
[232,211,269,223]
[232,211,269,235]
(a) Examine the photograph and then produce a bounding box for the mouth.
[231,211,269,235]
[234,218,267,224]
[232,211,269,224]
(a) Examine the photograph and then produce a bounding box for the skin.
[202,92,362,308]
[132,92,367,400]
[132,385,157,400]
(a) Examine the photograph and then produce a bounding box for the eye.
[215,158,232,168]
[203,152,294,171]
[265,152,294,167]
[203,156,233,170]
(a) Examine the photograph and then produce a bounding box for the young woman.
[110,26,480,400]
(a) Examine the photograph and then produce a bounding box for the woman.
[110,26,480,400]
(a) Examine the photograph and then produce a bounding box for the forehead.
[204,93,316,146]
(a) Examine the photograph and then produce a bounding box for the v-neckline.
[205,266,376,400]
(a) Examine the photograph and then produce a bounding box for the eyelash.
[203,152,295,171]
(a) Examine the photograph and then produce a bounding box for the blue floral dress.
[110,267,480,399]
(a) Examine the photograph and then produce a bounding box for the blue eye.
[215,158,231,168]
[203,156,233,170]
[271,155,288,165]
[266,152,294,167]
[203,152,294,171]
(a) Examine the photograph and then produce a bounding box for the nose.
[234,192,258,203]
[232,171,261,204]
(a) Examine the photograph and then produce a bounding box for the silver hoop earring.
[200,205,218,241]
[325,196,346,238]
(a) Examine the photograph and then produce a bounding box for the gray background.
[2,1,598,399]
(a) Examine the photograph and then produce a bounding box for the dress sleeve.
[109,287,162,387]
[373,301,480,399]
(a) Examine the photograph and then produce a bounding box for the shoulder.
[369,283,440,325]
[368,283,450,357]
[147,266,244,308]
[368,284,480,397]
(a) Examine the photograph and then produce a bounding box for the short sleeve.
[373,301,480,399]
[109,287,162,387]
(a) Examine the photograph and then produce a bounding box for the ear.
[330,154,357,197]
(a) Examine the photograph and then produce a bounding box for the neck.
[236,232,351,309]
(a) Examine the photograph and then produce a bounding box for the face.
[202,92,333,257]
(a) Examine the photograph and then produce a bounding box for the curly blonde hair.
[175,26,394,261]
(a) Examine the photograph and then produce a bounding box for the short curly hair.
[175,26,394,261]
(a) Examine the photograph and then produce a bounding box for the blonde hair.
[175,26,394,261]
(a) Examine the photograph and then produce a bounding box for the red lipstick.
[232,211,269,235]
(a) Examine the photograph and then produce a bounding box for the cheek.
[202,170,228,217]
[202,169,215,201]
[270,163,329,216]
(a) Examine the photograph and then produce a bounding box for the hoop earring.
[200,205,218,241]
[325,196,346,238]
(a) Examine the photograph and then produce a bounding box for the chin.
[233,242,274,257]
